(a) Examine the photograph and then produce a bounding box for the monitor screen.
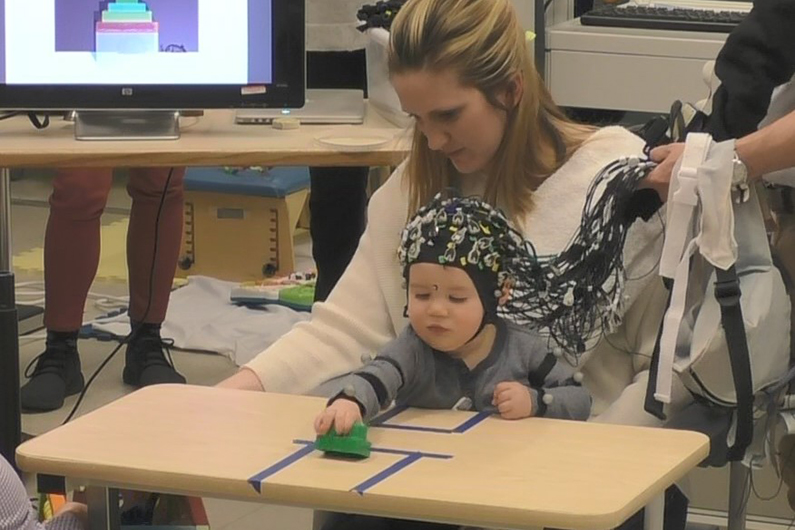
[0,0,304,110]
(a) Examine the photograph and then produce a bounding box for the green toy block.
[278,283,315,311]
[315,422,371,459]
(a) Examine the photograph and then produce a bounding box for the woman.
[219,0,690,435]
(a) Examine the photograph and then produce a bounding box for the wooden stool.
[177,166,310,281]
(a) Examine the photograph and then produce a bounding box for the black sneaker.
[122,326,186,387]
[21,342,85,412]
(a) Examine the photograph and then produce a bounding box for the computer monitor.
[0,0,305,111]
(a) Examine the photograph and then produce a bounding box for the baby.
[315,194,591,435]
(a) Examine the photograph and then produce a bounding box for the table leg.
[0,167,21,467]
[87,486,121,530]
[728,461,749,530]
[643,492,665,530]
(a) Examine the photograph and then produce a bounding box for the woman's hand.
[314,399,363,435]
[492,381,533,420]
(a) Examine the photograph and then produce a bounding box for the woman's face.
[392,68,510,175]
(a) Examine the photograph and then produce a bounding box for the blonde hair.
[388,0,595,221]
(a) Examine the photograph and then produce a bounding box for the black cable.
[26,113,51,130]
[623,210,665,282]
[398,156,658,362]
[62,167,176,424]
[750,430,795,502]
[503,156,657,358]
[0,111,58,128]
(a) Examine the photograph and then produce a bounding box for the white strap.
[697,139,737,270]
[659,134,712,279]
[654,134,712,403]
[655,238,699,403]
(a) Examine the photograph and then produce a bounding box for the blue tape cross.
[249,440,453,495]
[247,443,316,493]
[351,452,423,494]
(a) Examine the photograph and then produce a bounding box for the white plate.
[314,129,395,151]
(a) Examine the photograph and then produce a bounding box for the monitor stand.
[74,110,181,141]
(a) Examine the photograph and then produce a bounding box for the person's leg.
[307,49,369,302]
[612,485,689,530]
[21,168,113,412]
[122,167,187,387]
[309,169,368,300]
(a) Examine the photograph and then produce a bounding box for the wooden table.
[0,107,410,168]
[0,107,410,466]
[17,385,710,530]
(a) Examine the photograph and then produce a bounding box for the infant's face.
[407,263,484,353]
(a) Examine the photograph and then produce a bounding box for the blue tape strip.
[351,452,423,494]
[371,446,452,459]
[293,439,451,459]
[370,405,408,425]
[452,411,491,433]
[374,423,457,434]
[248,443,317,493]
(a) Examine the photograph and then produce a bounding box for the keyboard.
[580,4,747,33]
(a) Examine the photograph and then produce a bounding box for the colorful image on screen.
[55,0,199,54]
[0,0,272,85]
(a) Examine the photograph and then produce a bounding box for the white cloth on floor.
[89,276,310,366]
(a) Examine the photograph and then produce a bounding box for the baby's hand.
[314,398,362,435]
[492,381,533,420]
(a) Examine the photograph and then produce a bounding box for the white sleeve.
[244,171,405,395]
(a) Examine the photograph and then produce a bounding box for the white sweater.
[246,126,693,426]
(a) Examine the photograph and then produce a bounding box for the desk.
[0,107,409,169]
[546,20,727,113]
[0,107,411,466]
[17,385,709,530]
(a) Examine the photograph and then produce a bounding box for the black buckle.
[714,276,741,306]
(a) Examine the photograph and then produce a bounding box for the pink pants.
[44,168,185,331]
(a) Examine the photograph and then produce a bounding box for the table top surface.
[16,385,709,530]
[0,106,411,168]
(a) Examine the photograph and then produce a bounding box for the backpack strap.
[714,266,754,460]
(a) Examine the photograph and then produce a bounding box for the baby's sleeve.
[328,327,423,422]
[521,332,593,421]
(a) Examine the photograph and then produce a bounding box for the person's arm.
[708,0,795,141]
[494,327,592,421]
[735,108,795,181]
[0,455,86,530]
[526,349,592,421]
[217,166,408,395]
[46,505,87,530]
[314,328,423,434]
[646,108,795,197]
[215,367,264,391]
[325,327,422,423]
